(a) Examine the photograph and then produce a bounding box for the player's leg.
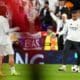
[0,46,7,76]
[9,54,16,75]
[9,54,19,75]
[74,42,80,72]
[58,35,64,50]
[75,43,80,66]
[0,55,4,76]
[77,53,80,66]
[6,44,19,75]
[58,40,72,71]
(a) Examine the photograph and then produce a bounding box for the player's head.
[47,26,53,34]
[44,1,49,8]
[62,13,68,21]
[0,6,7,16]
[71,10,78,20]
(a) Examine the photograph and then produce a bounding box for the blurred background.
[0,0,80,80]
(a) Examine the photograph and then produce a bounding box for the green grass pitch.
[40,65,80,80]
[1,64,31,80]
[1,64,80,80]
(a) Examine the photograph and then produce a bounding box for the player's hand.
[10,33,19,42]
[56,32,61,38]
[55,32,59,37]
[56,34,59,37]
[15,27,20,31]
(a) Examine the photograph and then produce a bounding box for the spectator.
[40,1,56,31]
[55,0,70,18]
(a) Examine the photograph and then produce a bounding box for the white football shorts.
[0,44,14,56]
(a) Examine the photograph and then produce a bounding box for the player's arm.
[50,12,60,23]
[2,18,19,41]
[50,12,62,33]
[9,27,20,33]
[2,18,19,34]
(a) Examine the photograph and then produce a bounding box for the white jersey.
[0,16,12,45]
[0,16,19,56]
[50,12,68,33]
[59,19,80,42]
[50,12,68,43]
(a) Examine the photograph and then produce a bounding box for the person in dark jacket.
[55,0,70,18]
[40,1,56,31]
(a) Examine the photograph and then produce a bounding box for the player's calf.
[9,55,19,76]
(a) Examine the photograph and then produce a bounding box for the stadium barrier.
[4,32,76,64]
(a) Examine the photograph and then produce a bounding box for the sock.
[10,66,16,73]
[62,65,66,68]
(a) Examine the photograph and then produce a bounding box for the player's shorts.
[0,44,14,56]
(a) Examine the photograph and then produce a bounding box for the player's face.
[72,13,78,20]
[62,15,67,22]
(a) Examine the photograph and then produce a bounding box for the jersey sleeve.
[2,18,10,34]
[2,18,19,34]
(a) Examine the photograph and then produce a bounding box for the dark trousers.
[77,53,80,65]
[62,40,80,65]
[58,35,64,50]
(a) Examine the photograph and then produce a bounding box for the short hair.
[62,13,67,18]
[45,1,49,5]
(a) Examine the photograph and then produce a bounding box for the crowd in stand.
[22,0,80,31]
[0,1,79,38]
[0,0,80,33]
[22,0,71,31]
